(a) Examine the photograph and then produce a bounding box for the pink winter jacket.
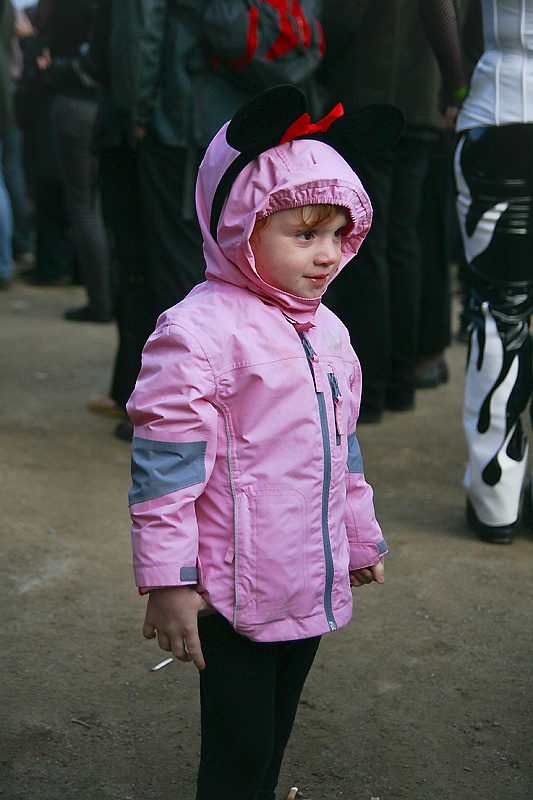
[127,126,387,643]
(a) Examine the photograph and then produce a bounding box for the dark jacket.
[128,0,255,148]
[41,0,99,100]
[319,0,446,135]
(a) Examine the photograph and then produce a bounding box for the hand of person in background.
[36,46,52,71]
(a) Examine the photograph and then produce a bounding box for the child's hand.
[142,586,211,670]
[349,557,385,588]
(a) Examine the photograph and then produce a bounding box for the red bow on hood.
[279,103,344,145]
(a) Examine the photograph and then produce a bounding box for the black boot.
[466,499,516,544]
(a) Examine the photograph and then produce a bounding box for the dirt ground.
[1,279,532,800]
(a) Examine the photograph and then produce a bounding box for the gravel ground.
[1,280,532,800]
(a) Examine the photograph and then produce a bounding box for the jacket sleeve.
[131,0,168,126]
[127,321,218,589]
[344,355,388,570]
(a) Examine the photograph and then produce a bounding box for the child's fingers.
[155,630,173,652]
[178,631,206,671]
[350,568,373,585]
[142,621,157,640]
[370,557,385,584]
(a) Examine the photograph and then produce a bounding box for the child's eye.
[297,230,315,241]
[334,227,345,239]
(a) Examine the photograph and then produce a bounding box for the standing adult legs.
[2,127,33,260]
[387,137,432,409]
[99,147,157,409]
[416,132,456,386]
[137,135,206,315]
[455,125,533,542]
[325,151,393,422]
[0,138,13,286]
[53,95,113,321]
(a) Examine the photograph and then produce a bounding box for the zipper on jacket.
[328,372,341,446]
[300,332,337,632]
[213,400,240,629]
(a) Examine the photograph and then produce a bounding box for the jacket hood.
[195,122,372,325]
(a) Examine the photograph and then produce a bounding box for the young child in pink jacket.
[128,86,403,800]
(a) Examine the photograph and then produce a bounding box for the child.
[128,86,403,800]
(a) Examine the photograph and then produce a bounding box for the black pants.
[417,132,457,359]
[99,147,157,407]
[326,136,432,414]
[455,124,533,526]
[99,138,207,407]
[53,95,113,316]
[137,134,206,313]
[196,615,321,800]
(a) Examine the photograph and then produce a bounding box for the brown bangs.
[255,204,350,232]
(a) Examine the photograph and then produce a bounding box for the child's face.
[250,206,350,299]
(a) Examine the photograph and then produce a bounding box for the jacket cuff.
[349,539,388,570]
[134,564,199,588]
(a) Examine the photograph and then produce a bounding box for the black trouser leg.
[455,125,533,527]
[137,135,206,314]
[196,615,320,800]
[99,147,158,407]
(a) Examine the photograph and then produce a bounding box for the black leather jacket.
[114,0,253,148]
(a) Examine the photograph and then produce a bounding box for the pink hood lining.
[195,123,373,326]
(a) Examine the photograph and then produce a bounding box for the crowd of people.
[0,2,469,419]
[1,1,530,513]
[2,1,531,799]
[0,1,529,493]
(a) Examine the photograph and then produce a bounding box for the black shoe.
[521,481,533,532]
[414,359,449,389]
[466,499,516,544]
[64,305,112,323]
[114,419,134,442]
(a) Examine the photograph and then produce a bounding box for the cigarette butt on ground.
[286,788,298,800]
[151,657,173,671]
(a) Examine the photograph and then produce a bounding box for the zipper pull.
[328,372,342,444]
[300,331,316,361]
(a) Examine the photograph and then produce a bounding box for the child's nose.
[315,238,339,265]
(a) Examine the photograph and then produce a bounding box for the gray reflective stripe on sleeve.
[377,539,388,555]
[180,566,199,581]
[347,431,364,473]
[129,437,207,505]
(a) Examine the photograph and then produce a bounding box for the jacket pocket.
[235,486,308,622]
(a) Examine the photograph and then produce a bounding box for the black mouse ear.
[226,84,308,157]
[319,104,405,165]
[209,87,405,241]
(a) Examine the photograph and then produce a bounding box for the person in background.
[319,0,465,422]
[0,0,14,290]
[88,0,325,441]
[37,0,114,322]
[3,5,34,269]
[452,0,533,544]
[15,0,75,288]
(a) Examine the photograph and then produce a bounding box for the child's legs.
[257,636,321,799]
[196,614,320,800]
